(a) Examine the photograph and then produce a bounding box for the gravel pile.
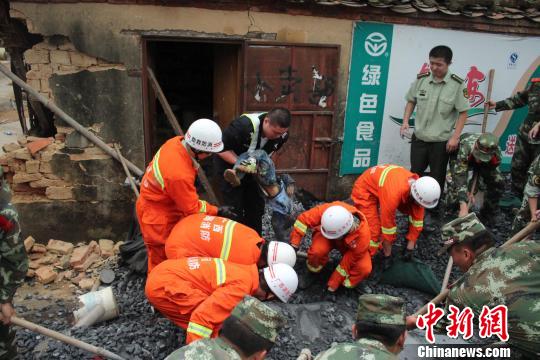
[15,184,519,359]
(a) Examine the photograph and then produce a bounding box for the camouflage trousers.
[0,323,17,360]
[446,162,505,215]
[511,130,540,196]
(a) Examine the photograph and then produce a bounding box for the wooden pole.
[481,69,495,134]
[11,316,126,360]
[114,144,140,198]
[0,63,144,177]
[146,67,220,206]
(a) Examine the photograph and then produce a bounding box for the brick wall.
[22,36,125,100]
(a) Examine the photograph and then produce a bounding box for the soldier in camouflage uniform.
[511,154,540,234]
[165,295,285,360]
[445,132,504,220]
[488,78,540,197]
[315,294,407,360]
[0,167,28,360]
[438,213,540,357]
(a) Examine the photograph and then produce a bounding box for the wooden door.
[243,43,339,199]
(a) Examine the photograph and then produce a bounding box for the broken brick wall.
[1,28,142,242]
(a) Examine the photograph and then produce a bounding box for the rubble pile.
[24,237,123,290]
[14,197,516,359]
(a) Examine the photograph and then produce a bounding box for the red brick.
[24,236,35,252]
[35,266,57,284]
[98,239,114,259]
[73,252,100,272]
[70,245,92,267]
[26,138,54,155]
[31,243,47,253]
[47,239,74,255]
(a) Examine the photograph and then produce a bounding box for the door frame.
[141,36,244,163]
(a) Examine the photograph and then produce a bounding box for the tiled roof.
[286,0,540,23]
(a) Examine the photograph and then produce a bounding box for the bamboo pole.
[11,316,126,360]
[114,144,140,198]
[146,67,220,205]
[0,63,144,177]
[481,69,495,133]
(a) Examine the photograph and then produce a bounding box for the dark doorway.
[143,39,242,160]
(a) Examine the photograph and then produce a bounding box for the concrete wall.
[10,3,357,203]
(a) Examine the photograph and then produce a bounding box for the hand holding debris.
[0,302,15,325]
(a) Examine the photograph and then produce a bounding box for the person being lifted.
[290,202,372,292]
[136,119,236,272]
[351,164,440,262]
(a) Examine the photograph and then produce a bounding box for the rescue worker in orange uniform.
[165,213,296,267]
[136,119,236,273]
[145,257,298,344]
[350,164,441,262]
[290,202,372,292]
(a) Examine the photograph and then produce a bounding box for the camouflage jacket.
[448,241,540,357]
[164,338,241,360]
[524,154,540,198]
[0,180,28,303]
[452,133,501,203]
[314,338,396,360]
[495,85,540,135]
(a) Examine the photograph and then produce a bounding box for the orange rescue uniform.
[290,201,372,290]
[351,165,424,254]
[145,257,259,344]
[165,213,264,265]
[136,136,218,272]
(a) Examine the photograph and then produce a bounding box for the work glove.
[217,206,239,219]
[401,247,415,262]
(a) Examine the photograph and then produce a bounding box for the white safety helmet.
[185,118,224,153]
[267,241,297,267]
[263,263,298,303]
[410,176,441,209]
[320,205,353,239]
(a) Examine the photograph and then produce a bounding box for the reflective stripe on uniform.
[220,220,237,260]
[187,322,212,338]
[306,262,323,273]
[378,165,399,187]
[241,112,265,152]
[369,240,380,248]
[343,279,354,288]
[152,149,165,189]
[293,220,308,234]
[214,258,226,286]
[198,200,208,214]
[335,265,349,277]
[381,226,397,235]
[408,216,423,228]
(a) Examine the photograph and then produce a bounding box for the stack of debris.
[24,236,123,290]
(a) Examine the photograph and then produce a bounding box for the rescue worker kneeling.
[315,294,407,359]
[165,296,286,360]
[145,257,298,344]
[165,213,296,267]
[290,202,372,292]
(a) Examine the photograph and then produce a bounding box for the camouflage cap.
[472,133,499,162]
[438,213,486,255]
[356,294,406,326]
[230,295,286,343]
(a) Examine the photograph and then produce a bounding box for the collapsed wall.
[2,22,142,242]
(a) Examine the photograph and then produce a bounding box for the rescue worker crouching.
[290,202,372,292]
[165,213,296,268]
[145,257,298,344]
[351,165,441,263]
